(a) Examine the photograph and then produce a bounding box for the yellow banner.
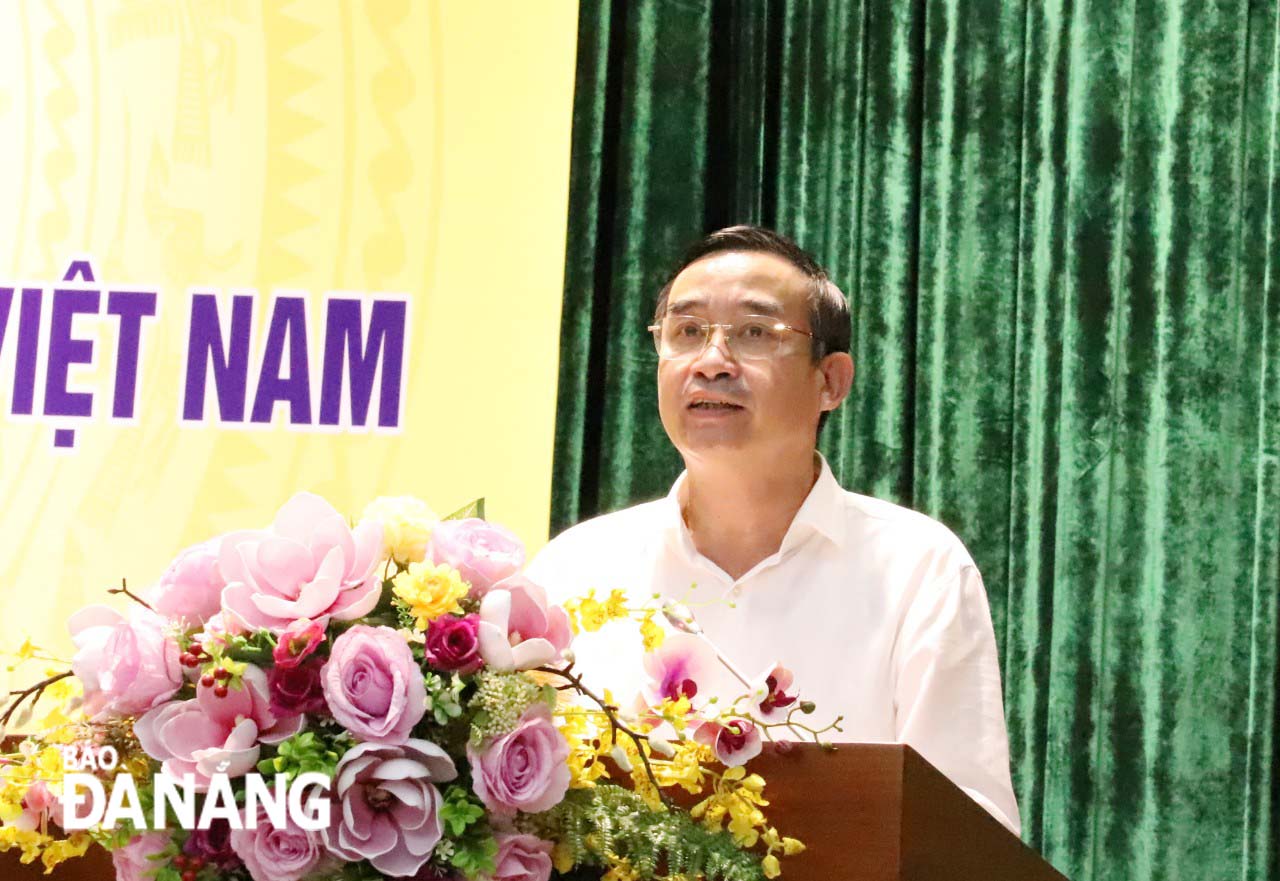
[0,1,579,661]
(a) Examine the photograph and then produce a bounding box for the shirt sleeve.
[525,530,589,606]
[524,525,651,707]
[892,563,1022,835]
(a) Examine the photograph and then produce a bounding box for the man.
[526,226,1021,834]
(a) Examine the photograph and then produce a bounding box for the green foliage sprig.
[222,630,278,666]
[423,672,467,727]
[439,785,486,837]
[527,787,766,881]
[257,731,347,782]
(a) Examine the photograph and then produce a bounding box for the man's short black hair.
[654,225,852,431]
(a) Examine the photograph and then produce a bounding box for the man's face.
[656,250,834,466]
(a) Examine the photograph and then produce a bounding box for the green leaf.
[262,730,344,783]
[223,629,278,666]
[449,831,498,877]
[332,861,386,881]
[439,785,487,837]
[442,498,485,521]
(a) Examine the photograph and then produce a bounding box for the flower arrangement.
[0,493,841,881]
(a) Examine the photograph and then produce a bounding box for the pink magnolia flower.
[231,804,328,881]
[467,703,569,816]
[692,718,762,768]
[112,832,170,881]
[134,665,303,788]
[149,539,224,626]
[750,664,800,723]
[68,605,183,719]
[640,633,716,709]
[321,625,426,744]
[219,493,385,634]
[272,618,326,669]
[490,833,554,881]
[477,576,572,672]
[323,739,457,876]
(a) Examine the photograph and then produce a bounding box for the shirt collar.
[785,454,846,549]
[659,453,846,561]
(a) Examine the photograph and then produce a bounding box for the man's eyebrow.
[665,296,785,316]
[666,297,705,314]
[739,298,784,316]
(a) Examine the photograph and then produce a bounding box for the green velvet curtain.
[550,1,1280,879]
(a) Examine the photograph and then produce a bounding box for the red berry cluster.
[179,644,234,698]
[172,853,205,881]
[199,667,233,698]
[178,644,207,668]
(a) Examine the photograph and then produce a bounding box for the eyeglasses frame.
[647,313,816,361]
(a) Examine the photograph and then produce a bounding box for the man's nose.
[691,327,738,377]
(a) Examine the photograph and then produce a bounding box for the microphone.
[660,598,755,690]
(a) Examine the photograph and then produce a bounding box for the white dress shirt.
[526,455,1021,834]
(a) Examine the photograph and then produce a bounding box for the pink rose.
[692,718,762,768]
[424,614,483,674]
[219,493,385,634]
[183,818,241,870]
[477,576,572,672]
[112,832,170,881]
[489,833,554,881]
[467,703,569,816]
[231,804,328,881]
[68,606,183,719]
[321,625,426,744]
[427,519,524,596]
[268,658,327,717]
[149,540,224,626]
[134,665,303,788]
[273,618,326,669]
[323,739,456,876]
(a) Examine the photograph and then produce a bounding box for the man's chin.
[675,424,753,452]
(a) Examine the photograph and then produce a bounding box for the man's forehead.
[667,251,808,314]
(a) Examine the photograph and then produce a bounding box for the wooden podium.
[733,742,1067,880]
[1,743,1067,880]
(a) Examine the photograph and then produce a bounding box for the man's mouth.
[688,401,744,410]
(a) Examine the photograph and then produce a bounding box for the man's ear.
[817,352,854,412]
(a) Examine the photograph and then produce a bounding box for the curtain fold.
[551,2,1279,879]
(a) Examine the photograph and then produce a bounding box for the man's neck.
[680,451,819,581]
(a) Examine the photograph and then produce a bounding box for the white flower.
[609,744,633,772]
[361,496,437,565]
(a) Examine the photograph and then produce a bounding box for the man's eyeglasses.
[648,314,814,361]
